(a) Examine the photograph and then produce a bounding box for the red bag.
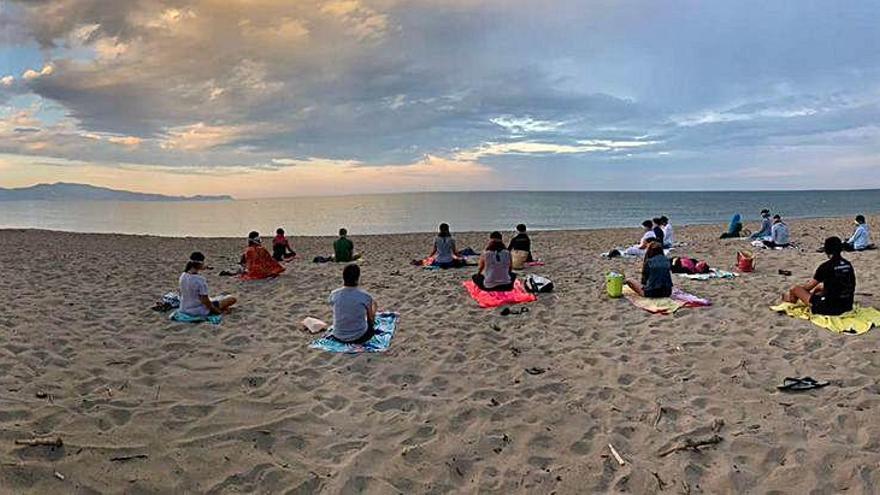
[736,251,755,272]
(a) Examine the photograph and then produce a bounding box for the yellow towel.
[770,302,880,335]
[623,286,684,314]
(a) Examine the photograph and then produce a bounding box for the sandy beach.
[1,215,879,494]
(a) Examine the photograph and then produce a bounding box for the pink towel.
[462,280,537,308]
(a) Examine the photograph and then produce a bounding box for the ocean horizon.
[1,189,878,238]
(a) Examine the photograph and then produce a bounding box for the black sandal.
[777,377,829,392]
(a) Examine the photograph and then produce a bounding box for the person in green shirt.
[333,228,361,262]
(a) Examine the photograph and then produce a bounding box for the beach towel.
[241,245,285,280]
[415,255,474,269]
[309,312,399,353]
[462,279,537,308]
[769,302,880,335]
[751,240,797,250]
[678,269,737,281]
[622,286,711,315]
[169,310,222,325]
[602,248,673,259]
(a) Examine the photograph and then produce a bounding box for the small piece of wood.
[658,434,723,457]
[54,471,65,480]
[608,443,625,466]
[110,454,149,462]
[15,437,63,447]
[653,405,665,428]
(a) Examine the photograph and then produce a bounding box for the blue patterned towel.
[309,312,399,354]
[169,310,222,325]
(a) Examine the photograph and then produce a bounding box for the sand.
[0,216,879,494]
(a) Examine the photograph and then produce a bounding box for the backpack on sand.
[525,275,554,294]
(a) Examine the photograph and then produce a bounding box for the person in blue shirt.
[720,213,743,239]
[626,242,673,298]
[763,215,790,248]
[844,215,873,251]
[750,209,772,240]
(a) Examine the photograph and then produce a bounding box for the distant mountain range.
[0,183,232,201]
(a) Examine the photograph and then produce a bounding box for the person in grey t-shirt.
[472,231,516,291]
[429,222,466,268]
[329,264,377,344]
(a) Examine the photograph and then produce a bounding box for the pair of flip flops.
[500,307,530,316]
[777,377,829,392]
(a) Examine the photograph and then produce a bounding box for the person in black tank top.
[782,236,856,315]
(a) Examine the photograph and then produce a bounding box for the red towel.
[240,245,285,280]
[462,279,537,308]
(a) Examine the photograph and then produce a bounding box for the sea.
[0,190,878,238]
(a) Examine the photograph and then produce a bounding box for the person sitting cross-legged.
[783,236,855,316]
[328,264,378,344]
[472,231,516,292]
[626,241,673,298]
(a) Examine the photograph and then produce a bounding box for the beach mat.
[602,248,673,259]
[309,312,399,353]
[463,279,537,308]
[623,286,711,315]
[678,269,737,281]
[169,310,222,325]
[416,256,475,270]
[770,302,880,335]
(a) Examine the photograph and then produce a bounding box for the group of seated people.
[620,216,674,256]
[176,213,869,338]
[426,222,534,270]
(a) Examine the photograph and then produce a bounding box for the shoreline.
[0,213,872,240]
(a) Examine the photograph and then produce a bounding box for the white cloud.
[0,76,13,87]
[491,116,563,134]
[160,122,251,151]
[458,138,658,159]
[22,64,54,81]
[675,107,819,127]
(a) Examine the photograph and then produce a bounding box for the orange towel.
[241,245,285,280]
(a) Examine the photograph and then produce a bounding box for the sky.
[1,0,879,198]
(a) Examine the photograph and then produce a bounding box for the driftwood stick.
[608,443,625,466]
[15,437,63,447]
[658,434,723,457]
[653,405,665,428]
[110,454,149,462]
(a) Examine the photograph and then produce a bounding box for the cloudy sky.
[1,0,879,198]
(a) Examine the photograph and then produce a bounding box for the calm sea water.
[0,190,877,237]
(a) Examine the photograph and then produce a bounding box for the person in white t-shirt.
[623,220,658,256]
[179,252,237,316]
[659,215,675,248]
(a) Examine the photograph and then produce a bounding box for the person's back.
[434,235,456,263]
[755,215,772,238]
[508,232,531,254]
[772,221,790,245]
[179,272,210,316]
[652,225,665,245]
[334,236,354,262]
[662,223,674,246]
[813,256,856,315]
[850,222,870,250]
[330,286,373,341]
[641,254,673,297]
[483,248,512,289]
